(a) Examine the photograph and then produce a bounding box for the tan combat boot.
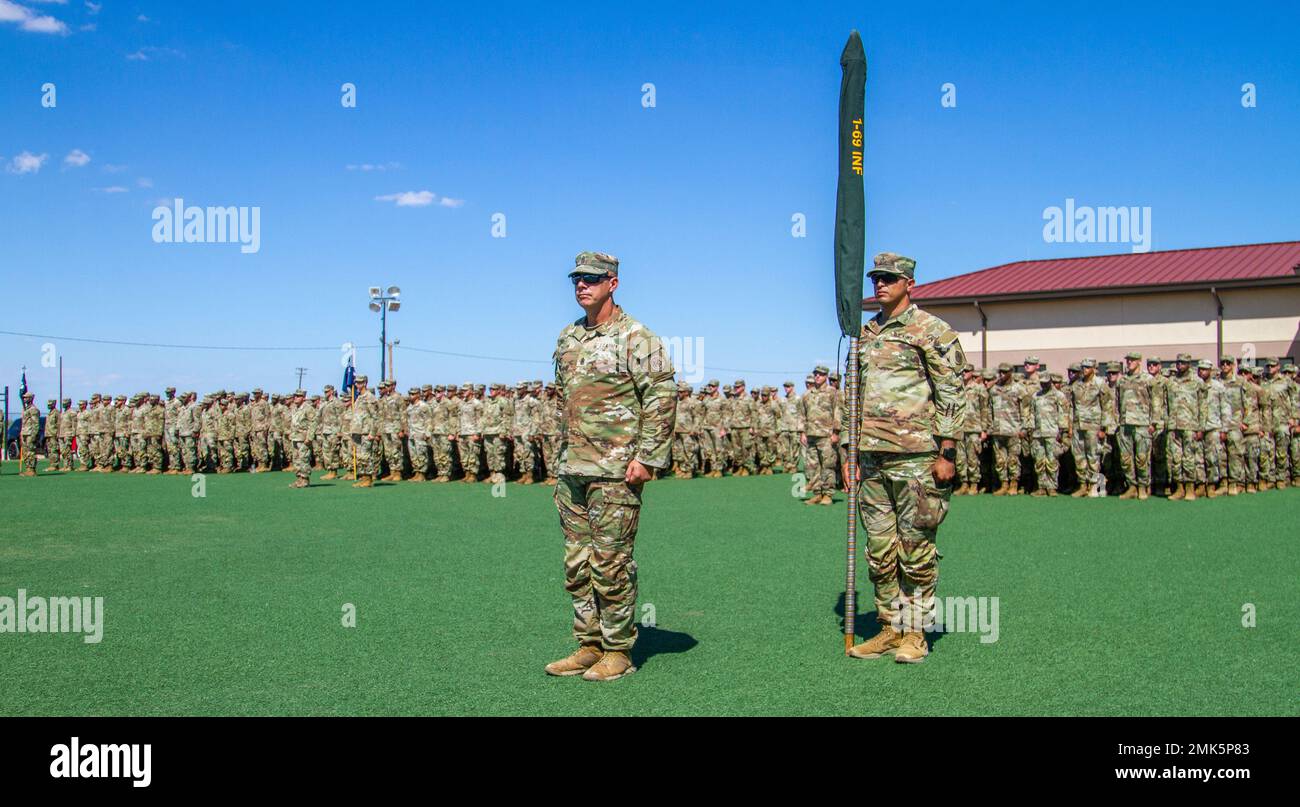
[1227,481,1238,496]
[1184,484,1198,501]
[320,471,337,481]
[803,493,821,505]
[1277,479,1289,489]
[544,477,558,486]
[1138,485,1149,500]
[1030,488,1046,497]
[409,472,426,482]
[353,475,373,488]
[848,627,903,659]
[1070,486,1088,498]
[1008,481,1020,496]
[1119,485,1137,500]
[992,483,1006,496]
[818,494,834,505]
[894,631,930,664]
[1047,488,1058,497]
[1169,482,1186,500]
[545,644,604,676]
[582,650,635,682]
[1206,482,1219,499]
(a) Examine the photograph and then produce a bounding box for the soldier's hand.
[625,459,652,485]
[932,456,956,485]
[800,434,807,446]
[841,462,858,485]
[1194,431,1203,440]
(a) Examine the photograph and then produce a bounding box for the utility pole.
[367,286,401,382]
[295,367,308,389]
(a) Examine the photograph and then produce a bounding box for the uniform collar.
[867,302,917,333]
[578,305,625,336]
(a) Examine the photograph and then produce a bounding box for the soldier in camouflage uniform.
[456,383,483,482]
[431,385,458,482]
[144,393,166,473]
[539,383,562,485]
[43,399,60,472]
[1165,353,1204,500]
[1285,364,1300,485]
[1240,366,1265,492]
[287,389,316,488]
[801,365,840,504]
[1146,358,1170,493]
[94,394,114,471]
[1262,358,1292,487]
[1069,358,1115,497]
[779,381,802,472]
[346,375,380,487]
[727,380,757,475]
[1115,351,1159,500]
[232,393,251,471]
[545,251,677,683]
[175,391,200,474]
[75,398,93,471]
[128,394,147,472]
[58,398,75,471]
[1219,357,1247,495]
[754,386,781,474]
[841,253,966,665]
[110,395,128,472]
[163,387,181,473]
[480,383,509,484]
[699,380,725,477]
[216,395,237,473]
[316,385,343,480]
[1195,359,1229,497]
[404,385,430,481]
[671,382,698,478]
[245,389,269,472]
[18,393,40,476]
[508,382,535,483]
[956,364,990,495]
[988,363,1028,495]
[1029,376,1069,495]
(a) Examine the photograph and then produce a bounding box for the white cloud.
[136,177,153,188]
[347,162,402,172]
[6,151,48,174]
[126,46,182,61]
[439,197,464,208]
[63,148,91,168]
[375,190,435,207]
[136,13,148,22]
[78,21,93,30]
[84,1,100,12]
[101,163,128,173]
[0,0,70,34]
[93,185,129,193]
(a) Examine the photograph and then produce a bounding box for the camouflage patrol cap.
[166,386,176,393]
[461,382,473,389]
[1081,358,1096,368]
[545,382,556,389]
[78,399,87,406]
[1146,357,1161,365]
[1106,361,1122,373]
[62,398,71,405]
[355,375,368,384]
[1024,355,1041,365]
[962,363,974,373]
[570,251,619,277]
[707,379,720,387]
[1284,364,1297,374]
[475,384,485,392]
[116,394,127,402]
[783,380,795,387]
[1264,357,1279,366]
[813,365,829,375]
[733,380,745,388]
[422,384,433,392]
[981,369,996,380]
[676,382,692,392]
[829,372,841,381]
[1125,351,1143,360]
[1050,373,1064,383]
[91,393,101,401]
[324,384,335,392]
[293,389,306,397]
[408,386,420,395]
[47,399,56,406]
[1175,353,1193,362]
[997,362,1013,372]
[804,374,815,383]
[311,394,322,401]
[1196,359,1214,370]
[870,252,916,279]
[1220,355,1235,364]
[433,385,444,392]
[1240,365,1256,376]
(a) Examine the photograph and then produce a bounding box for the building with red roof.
[866,241,1300,370]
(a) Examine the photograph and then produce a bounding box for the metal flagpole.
[844,341,861,652]
[351,386,358,479]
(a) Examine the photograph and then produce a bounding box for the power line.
[1,329,810,375]
[0,330,337,352]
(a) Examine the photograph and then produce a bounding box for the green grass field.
[1,460,1296,716]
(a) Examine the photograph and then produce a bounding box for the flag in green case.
[834,30,866,338]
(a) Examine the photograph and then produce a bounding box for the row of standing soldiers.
[954,354,1300,499]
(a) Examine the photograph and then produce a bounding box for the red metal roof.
[886,241,1300,304]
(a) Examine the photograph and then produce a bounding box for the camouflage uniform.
[1263,362,1292,484]
[700,382,726,475]
[76,398,94,471]
[1115,353,1160,492]
[431,386,458,480]
[163,388,182,471]
[289,392,317,483]
[1069,360,1115,493]
[248,390,271,471]
[457,384,483,481]
[552,257,676,655]
[536,385,560,482]
[726,381,757,474]
[801,371,840,500]
[19,395,40,474]
[1165,356,1204,487]
[58,399,76,471]
[318,387,345,475]
[175,393,200,473]
[1220,361,1247,488]
[779,383,803,471]
[988,365,1028,492]
[671,383,699,477]
[406,386,432,479]
[754,388,781,473]
[840,254,966,637]
[959,369,991,491]
[1197,361,1230,490]
[1029,380,1069,493]
[347,377,381,481]
[481,384,509,482]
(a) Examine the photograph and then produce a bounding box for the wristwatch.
[940,446,957,463]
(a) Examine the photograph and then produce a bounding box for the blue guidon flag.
[342,355,356,400]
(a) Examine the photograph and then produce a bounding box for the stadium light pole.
[368,286,401,382]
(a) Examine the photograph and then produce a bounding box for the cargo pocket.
[907,478,949,530]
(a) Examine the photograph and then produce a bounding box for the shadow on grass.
[834,591,946,650]
[631,626,698,669]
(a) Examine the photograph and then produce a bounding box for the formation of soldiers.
[954,354,1300,499]
[17,355,1298,498]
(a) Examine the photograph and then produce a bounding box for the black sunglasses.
[570,273,609,286]
[870,274,903,286]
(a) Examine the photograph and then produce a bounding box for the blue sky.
[3,0,1298,404]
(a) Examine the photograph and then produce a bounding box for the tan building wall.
[917,285,1300,371]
